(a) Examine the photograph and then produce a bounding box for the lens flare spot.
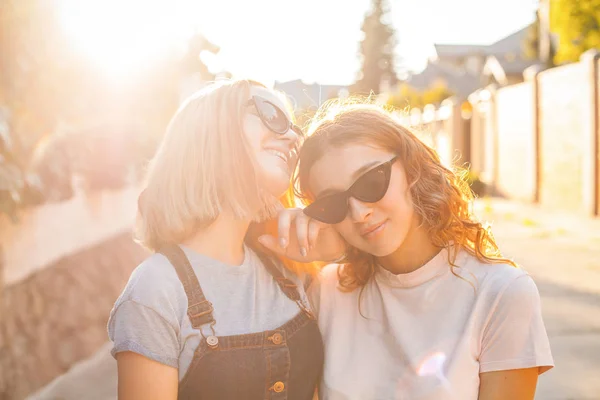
[417,351,447,377]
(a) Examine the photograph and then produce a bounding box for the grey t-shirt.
[108,244,310,381]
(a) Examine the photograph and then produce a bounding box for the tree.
[550,0,600,64]
[386,83,453,110]
[0,0,69,217]
[181,33,220,81]
[352,0,398,95]
[421,83,454,106]
[0,0,78,155]
[523,10,556,66]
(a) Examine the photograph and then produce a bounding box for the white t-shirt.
[308,247,554,400]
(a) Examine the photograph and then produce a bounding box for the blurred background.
[1,0,599,399]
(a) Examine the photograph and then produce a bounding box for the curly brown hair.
[295,100,516,291]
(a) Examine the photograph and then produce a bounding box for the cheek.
[382,172,414,215]
[372,187,417,242]
[242,117,267,153]
[334,221,357,243]
[387,187,413,215]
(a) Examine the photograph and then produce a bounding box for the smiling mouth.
[360,220,387,237]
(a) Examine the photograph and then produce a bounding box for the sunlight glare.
[417,351,447,377]
[58,0,200,78]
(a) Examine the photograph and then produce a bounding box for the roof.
[405,62,481,98]
[408,24,537,94]
[483,55,540,85]
[434,44,487,58]
[486,25,530,55]
[493,57,538,75]
[435,24,532,59]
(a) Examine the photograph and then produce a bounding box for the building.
[405,23,542,98]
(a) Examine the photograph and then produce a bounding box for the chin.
[361,236,402,258]
[367,245,398,258]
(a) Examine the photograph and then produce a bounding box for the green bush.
[386,82,454,110]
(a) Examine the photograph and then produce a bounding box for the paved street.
[475,199,600,400]
[29,198,600,400]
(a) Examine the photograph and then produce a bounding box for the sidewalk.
[28,342,117,400]
[473,198,600,400]
[29,198,600,400]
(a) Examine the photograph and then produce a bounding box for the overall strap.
[158,244,215,329]
[255,251,315,319]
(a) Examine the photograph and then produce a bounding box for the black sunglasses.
[247,95,303,136]
[303,156,398,224]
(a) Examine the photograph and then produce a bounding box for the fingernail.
[258,236,266,245]
[279,237,288,249]
[300,247,307,257]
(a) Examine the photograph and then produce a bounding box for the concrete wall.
[538,62,589,211]
[0,187,147,399]
[462,50,600,215]
[1,186,140,286]
[495,82,536,201]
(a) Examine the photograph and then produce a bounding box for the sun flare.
[57,0,204,78]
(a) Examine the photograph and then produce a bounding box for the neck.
[182,212,251,265]
[377,217,441,275]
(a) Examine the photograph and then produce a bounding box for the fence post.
[486,84,499,194]
[471,85,498,193]
[468,90,484,177]
[440,97,468,167]
[524,65,545,204]
[580,49,600,216]
[461,106,472,168]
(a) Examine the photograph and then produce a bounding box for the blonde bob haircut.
[295,99,517,289]
[136,79,314,273]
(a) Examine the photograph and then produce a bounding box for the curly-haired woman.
[259,101,553,400]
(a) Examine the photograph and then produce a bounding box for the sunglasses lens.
[351,163,391,203]
[304,194,348,224]
[303,157,395,224]
[255,98,289,134]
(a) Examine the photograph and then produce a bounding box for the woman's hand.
[258,208,346,263]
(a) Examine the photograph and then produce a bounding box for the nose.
[347,197,373,222]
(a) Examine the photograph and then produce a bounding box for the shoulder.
[315,263,342,289]
[306,263,342,318]
[113,253,187,319]
[108,253,185,367]
[455,250,529,294]
[307,263,346,300]
[453,251,542,313]
[321,263,342,280]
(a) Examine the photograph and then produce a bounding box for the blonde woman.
[108,80,324,399]
[260,101,554,399]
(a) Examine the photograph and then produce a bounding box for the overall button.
[271,333,283,345]
[206,336,219,348]
[273,381,285,393]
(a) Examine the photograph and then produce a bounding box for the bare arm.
[117,351,178,400]
[479,367,539,400]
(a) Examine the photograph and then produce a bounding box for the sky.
[58,0,539,86]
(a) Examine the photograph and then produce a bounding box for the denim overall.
[159,245,324,400]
